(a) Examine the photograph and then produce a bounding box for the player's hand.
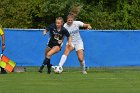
[87,25,92,30]
[2,44,5,51]
[58,40,63,44]
[43,30,47,35]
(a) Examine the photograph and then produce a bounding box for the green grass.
[0,67,140,93]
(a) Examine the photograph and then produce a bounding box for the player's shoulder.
[45,23,55,31]
[63,23,67,27]
[0,27,4,35]
[62,26,68,31]
[73,21,84,27]
[49,23,55,28]
[0,27,3,32]
[73,21,83,24]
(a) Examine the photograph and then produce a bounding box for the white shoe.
[51,66,57,69]
[82,71,87,74]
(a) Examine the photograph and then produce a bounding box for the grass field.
[0,67,140,93]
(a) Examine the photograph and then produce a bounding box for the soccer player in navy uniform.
[38,17,71,74]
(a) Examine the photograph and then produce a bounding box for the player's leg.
[58,44,74,66]
[46,46,61,74]
[38,47,51,73]
[75,42,87,74]
[76,50,87,74]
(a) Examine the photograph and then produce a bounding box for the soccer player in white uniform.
[58,15,92,74]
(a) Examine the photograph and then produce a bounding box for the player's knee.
[45,50,49,57]
[46,53,52,58]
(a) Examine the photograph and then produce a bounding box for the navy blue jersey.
[46,23,70,45]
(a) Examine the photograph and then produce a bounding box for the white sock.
[58,55,67,67]
[80,60,86,71]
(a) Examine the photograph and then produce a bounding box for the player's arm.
[64,29,71,46]
[43,29,48,35]
[67,36,72,46]
[76,21,92,30]
[43,24,53,35]
[1,34,5,51]
[0,28,5,51]
[83,23,92,30]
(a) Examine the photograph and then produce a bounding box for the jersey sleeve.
[75,21,84,27]
[63,23,67,28]
[0,28,4,35]
[45,23,54,31]
[63,28,70,37]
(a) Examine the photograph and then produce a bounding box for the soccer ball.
[54,66,63,74]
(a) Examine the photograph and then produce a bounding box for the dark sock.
[46,58,51,74]
[38,58,48,72]
[39,57,51,74]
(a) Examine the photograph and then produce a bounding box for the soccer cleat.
[38,69,43,73]
[38,65,44,73]
[82,71,87,74]
[51,66,57,69]
[47,64,52,74]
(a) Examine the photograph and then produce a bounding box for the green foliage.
[0,0,140,29]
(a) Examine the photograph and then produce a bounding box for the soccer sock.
[58,55,67,67]
[46,58,51,74]
[39,57,49,71]
[80,60,86,71]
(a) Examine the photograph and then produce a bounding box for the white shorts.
[67,41,84,51]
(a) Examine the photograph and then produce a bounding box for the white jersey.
[64,21,84,43]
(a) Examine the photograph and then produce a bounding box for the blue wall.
[3,29,140,67]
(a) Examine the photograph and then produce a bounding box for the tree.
[0,0,140,29]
